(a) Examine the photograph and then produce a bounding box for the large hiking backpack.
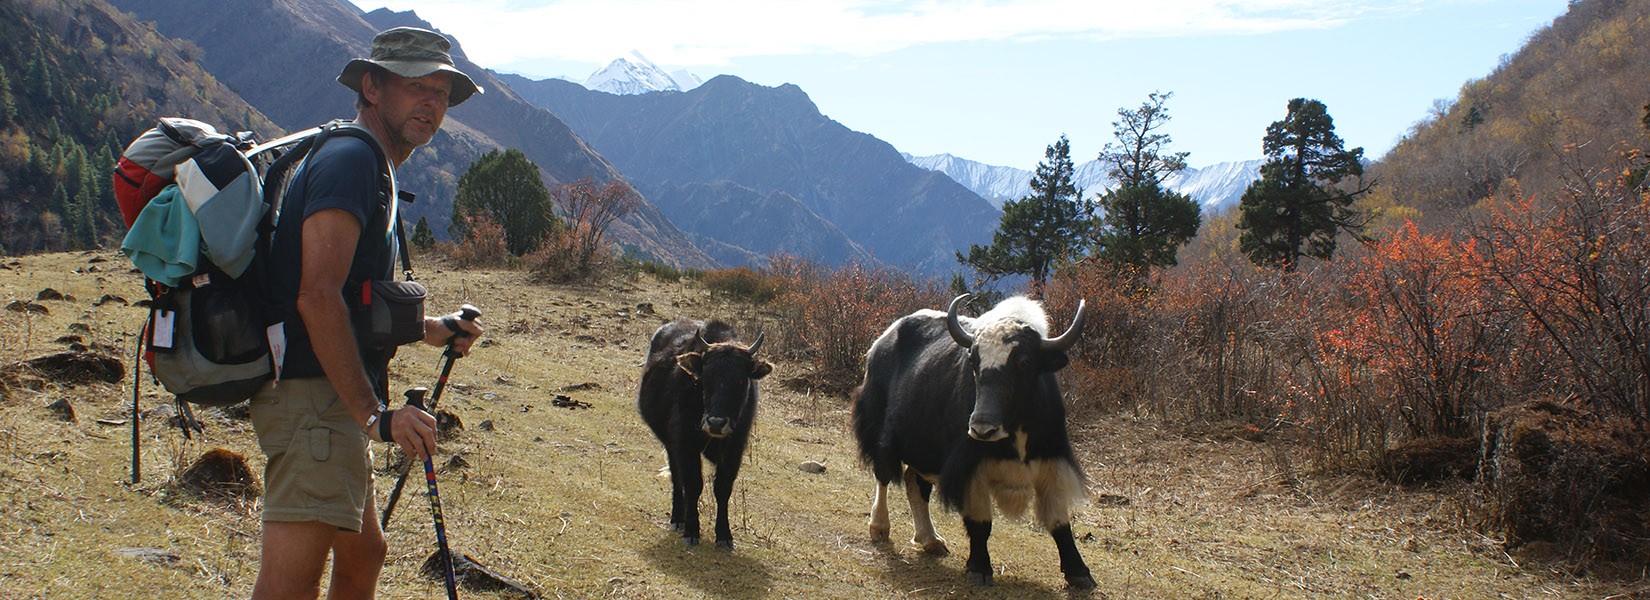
[115,118,404,482]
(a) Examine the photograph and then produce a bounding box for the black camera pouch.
[352,279,427,349]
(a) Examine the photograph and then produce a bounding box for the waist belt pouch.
[354,279,427,349]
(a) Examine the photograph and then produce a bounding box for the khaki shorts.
[250,378,373,532]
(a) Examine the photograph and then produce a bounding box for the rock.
[36,288,64,301]
[798,460,826,474]
[477,420,495,431]
[93,294,128,306]
[635,302,655,316]
[435,410,464,439]
[445,454,470,470]
[45,398,76,422]
[115,547,179,565]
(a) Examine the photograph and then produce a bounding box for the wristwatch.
[365,406,389,441]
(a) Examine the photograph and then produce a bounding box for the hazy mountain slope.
[503,73,998,274]
[106,0,715,268]
[638,180,874,267]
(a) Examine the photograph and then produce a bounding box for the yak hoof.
[716,538,734,550]
[1066,573,1098,590]
[670,522,684,532]
[967,570,994,587]
[683,536,700,546]
[919,539,949,556]
[868,523,890,542]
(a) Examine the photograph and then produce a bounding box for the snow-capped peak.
[583,51,701,95]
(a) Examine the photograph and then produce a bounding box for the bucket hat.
[337,26,482,106]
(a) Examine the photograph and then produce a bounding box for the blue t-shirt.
[268,130,399,385]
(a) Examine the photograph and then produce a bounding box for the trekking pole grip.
[405,386,430,411]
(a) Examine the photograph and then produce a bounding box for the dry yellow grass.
[0,250,1639,599]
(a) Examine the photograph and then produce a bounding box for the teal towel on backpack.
[121,184,201,287]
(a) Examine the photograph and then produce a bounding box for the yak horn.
[946,294,976,348]
[747,331,764,354]
[1040,299,1087,352]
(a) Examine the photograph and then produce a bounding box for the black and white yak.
[638,318,772,549]
[851,294,1095,588]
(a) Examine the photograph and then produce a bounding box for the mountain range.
[905,153,1263,213]
[583,53,702,95]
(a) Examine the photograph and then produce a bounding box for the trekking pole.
[381,304,481,529]
[404,387,460,600]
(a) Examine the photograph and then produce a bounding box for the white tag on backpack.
[151,310,176,349]
[267,322,286,382]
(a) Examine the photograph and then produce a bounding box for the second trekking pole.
[382,304,481,530]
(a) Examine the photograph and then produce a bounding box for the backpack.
[114,118,406,482]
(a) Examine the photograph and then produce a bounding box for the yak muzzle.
[702,415,734,438]
[967,418,1008,442]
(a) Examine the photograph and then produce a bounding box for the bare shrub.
[767,256,943,376]
[446,214,509,268]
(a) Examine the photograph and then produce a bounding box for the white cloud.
[354,0,1415,67]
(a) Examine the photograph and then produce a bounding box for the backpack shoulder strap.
[272,121,415,280]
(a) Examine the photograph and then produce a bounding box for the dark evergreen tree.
[958,135,1089,292]
[411,216,436,250]
[451,149,557,256]
[1236,98,1372,271]
[1093,92,1201,270]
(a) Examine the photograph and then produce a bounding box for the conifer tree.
[411,216,436,250]
[1093,92,1201,271]
[1236,98,1372,271]
[452,149,557,256]
[958,135,1089,293]
[0,64,15,125]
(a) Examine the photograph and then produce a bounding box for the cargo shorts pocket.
[308,427,332,462]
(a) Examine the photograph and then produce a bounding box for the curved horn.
[696,329,711,349]
[1040,299,1087,352]
[747,331,764,355]
[946,294,976,348]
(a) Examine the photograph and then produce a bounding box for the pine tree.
[1236,98,1372,271]
[1092,92,1201,271]
[411,216,436,250]
[451,149,556,256]
[958,135,1089,293]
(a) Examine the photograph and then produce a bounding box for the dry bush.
[446,214,509,268]
[701,266,787,303]
[526,223,616,283]
[1480,400,1650,566]
[766,256,943,376]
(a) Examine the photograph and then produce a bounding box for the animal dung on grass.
[178,447,260,500]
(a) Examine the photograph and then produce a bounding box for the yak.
[638,318,772,549]
[851,294,1095,588]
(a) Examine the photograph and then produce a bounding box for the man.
[251,27,484,599]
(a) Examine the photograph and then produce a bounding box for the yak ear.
[750,359,774,380]
[1038,350,1069,373]
[676,352,703,378]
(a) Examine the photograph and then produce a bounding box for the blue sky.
[348,1,1569,171]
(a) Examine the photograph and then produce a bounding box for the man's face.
[367,71,452,152]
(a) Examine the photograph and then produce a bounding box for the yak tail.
[848,381,885,468]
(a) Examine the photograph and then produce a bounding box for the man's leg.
[252,520,339,600]
[327,494,388,599]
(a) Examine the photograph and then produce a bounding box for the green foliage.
[451,149,558,256]
[1093,92,1201,271]
[1237,98,1371,271]
[411,216,435,251]
[959,135,1090,290]
[1093,182,1201,270]
[0,63,15,125]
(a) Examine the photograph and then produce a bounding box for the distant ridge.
[583,52,701,95]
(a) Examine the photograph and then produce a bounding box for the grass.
[0,249,1641,598]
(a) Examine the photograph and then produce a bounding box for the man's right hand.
[378,405,439,459]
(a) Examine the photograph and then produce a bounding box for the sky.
[347,0,1570,171]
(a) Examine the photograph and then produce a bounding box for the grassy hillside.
[0,251,1638,598]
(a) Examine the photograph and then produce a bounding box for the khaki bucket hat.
[337,26,482,106]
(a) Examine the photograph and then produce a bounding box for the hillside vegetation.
[0,0,277,255]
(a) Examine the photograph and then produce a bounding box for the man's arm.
[296,208,437,458]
